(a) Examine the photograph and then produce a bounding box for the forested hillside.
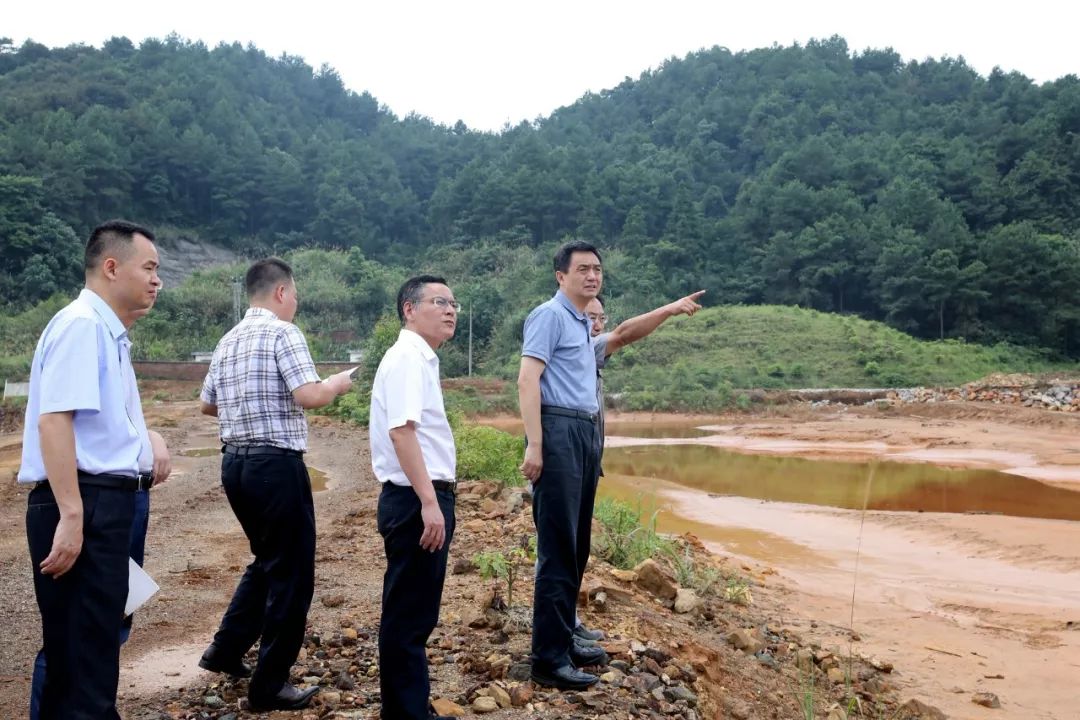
[2,34,1080,359]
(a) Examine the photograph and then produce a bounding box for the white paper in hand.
[125,557,159,617]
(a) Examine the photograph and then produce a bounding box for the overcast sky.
[8,0,1080,132]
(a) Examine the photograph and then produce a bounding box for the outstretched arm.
[605,290,705,355]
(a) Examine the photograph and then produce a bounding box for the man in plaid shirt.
[197,257,353,711]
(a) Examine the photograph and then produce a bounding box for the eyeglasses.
[587,313,608,323]
[421,296,462,312]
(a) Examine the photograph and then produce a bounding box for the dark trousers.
[531,413,600,670]
[30,489,150,719]
[26,482,135,720]
[377,483,456,720]
[209,453,316,701]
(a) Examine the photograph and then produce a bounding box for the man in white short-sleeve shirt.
[369,274,459,720]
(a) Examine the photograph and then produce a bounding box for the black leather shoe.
[198,644,252,678]
[249,683,319,711]
[530,663,599,690]
[573,623,605,642]
[570,641,609,668]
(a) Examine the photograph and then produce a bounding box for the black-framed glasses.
[424,296,462,312]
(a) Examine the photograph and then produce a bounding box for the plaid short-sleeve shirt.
[201,307,321,451]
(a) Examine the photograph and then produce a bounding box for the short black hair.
[84,219,155,272]
[594,295,605,308]
[553,240,602,273]
[245,257,293,298]
[397,274,447,323]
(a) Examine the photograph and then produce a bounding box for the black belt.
[81,471,153,491]
[541,404,598,423]
[35,471,152,492]
[381,480,456,495]
[222,444,304,457]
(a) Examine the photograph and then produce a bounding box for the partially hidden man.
[20,219,168,719]
[198,257,353,712]
[369,275,460,720]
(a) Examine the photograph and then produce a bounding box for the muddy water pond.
[483,418,1080,520]
[603,445,1080,521]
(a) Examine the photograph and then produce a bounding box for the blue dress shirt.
[18,289,152,483]
[521,290,599,413]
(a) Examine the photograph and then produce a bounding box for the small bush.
[454,422,525,487]
[474,544,533,607]
[592,496,672,570]
[666,544,723,596]
[316,388,371,425]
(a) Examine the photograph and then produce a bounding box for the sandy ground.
[1,398,1078,719]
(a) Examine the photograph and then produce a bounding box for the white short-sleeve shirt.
[369,329,456,486]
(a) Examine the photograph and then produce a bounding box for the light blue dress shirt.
[18,288,152,483]
[521,290,599,413]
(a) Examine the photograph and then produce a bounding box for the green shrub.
[454,422,525,487]
[591,496,672,570]
[474,545,533,607]
[666,544,722,596]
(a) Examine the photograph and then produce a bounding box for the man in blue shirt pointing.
[518,241,609,690]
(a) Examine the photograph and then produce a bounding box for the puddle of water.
[308,467,328,492]
[175,446,329,492]
[603,445,1080,522]
[178,447,219,457]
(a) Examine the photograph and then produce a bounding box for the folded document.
[125,557,160,616]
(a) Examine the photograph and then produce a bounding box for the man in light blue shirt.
[20,220,169,720]
[518,241,609,690]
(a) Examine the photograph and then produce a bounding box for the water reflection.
[603,445,1080,522]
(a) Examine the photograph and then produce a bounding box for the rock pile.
[886,380,1080,411]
